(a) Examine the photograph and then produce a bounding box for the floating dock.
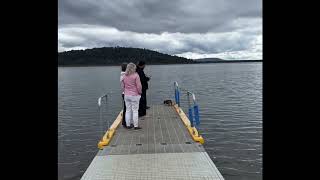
[81,103,224,180]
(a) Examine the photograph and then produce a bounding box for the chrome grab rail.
[98,94,108,139]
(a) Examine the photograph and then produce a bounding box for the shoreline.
[58,60,262,67]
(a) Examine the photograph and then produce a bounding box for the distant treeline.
[58,47,262,66]
[58,47,194,66]
[193,60,263,63]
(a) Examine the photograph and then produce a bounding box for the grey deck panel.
[102,105,204,155]
[82,152,224,180]
[82,105,224,180]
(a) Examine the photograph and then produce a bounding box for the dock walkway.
[81,104,224,180]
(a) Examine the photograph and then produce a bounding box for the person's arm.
[142,71,150,82]
[136,75,142,95]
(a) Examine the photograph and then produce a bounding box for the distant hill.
[58,47,194,66]
[194,58,262,63]
[194,58,225,62]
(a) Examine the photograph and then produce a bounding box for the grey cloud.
[58,0,262,59]
[59,0,262,33]
[58,22,261,59]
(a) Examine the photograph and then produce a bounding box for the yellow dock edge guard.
[173,104,205,144]
[97,110,123,149]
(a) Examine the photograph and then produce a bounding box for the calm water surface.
[58,63,262,180]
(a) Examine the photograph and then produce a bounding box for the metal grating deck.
[81,105,224,180]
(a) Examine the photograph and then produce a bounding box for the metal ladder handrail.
[174,82,197,104]
[174,82,200,128]
[98,94,109,139]
[98,94,107,106]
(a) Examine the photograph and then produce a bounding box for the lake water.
[58,63,262,180]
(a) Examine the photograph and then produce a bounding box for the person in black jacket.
[120,63,128,127]
[136,61,150,117]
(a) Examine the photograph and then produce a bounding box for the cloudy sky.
[58,0,262,60]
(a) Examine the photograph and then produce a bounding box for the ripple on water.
[58,63,262,180]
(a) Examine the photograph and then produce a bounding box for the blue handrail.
[174,82,200,128]
[174,82,180,107]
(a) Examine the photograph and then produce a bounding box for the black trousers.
[122,94,126,127]
[138,89,147,116]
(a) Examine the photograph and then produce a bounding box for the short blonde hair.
[125,62,136,75]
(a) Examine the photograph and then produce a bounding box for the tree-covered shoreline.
[58,47,262,66]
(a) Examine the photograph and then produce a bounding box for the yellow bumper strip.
[97,110,123,149]
[173,104,205,144]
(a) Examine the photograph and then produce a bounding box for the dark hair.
[137,61,146,66]
[121,63,127,72]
